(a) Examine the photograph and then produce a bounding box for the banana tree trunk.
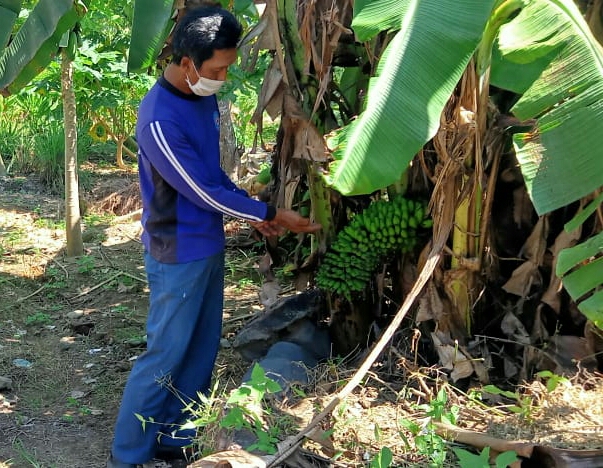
[268,0,338,247]
[61,49,83,257]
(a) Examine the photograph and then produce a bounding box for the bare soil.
[1,170,602,468]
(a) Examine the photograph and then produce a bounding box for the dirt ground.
[0,169,271,467]
[1,170,602,468]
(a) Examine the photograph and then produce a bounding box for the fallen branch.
[434,421,603,467]
[114,208,142,223]
[74,273,121,298]
[74,271,147,299]
[18,285,46,302]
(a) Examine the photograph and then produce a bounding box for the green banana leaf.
[0,0,86,95]
[327,0,496,196]
[555,193,603,329]
[127,0,175,73]
[556,228,603,328]
[0,0,21,50]
[127,0,263,73]
[491,0,603,215]
[351,0,405,41]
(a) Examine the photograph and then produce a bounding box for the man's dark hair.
[171,6,242,66]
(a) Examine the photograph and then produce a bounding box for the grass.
[225,247,263,290]
[33,123,65,194]
[10,439,46,468]
[24,312,53,326]
[0,227,26,255]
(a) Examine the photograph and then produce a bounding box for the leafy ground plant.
[481,384,536,422]
[453,446,518,468]
[220,363,283,454]
[399,387,459,466]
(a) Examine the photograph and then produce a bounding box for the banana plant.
[0,0,87,95]
[0,0,88,256]
[492,0,603,215]
[328,0,603,211]
[325,0,496,195]
[127,0,259,72]
[325,0,603,337]
[556,194,603,328]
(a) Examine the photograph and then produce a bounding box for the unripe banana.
[316,196,431,299]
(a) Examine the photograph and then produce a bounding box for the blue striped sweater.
[137,76,274,263]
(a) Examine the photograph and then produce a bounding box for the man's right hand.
[272,208,322,234]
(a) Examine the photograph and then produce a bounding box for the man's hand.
[249,208,321,237]
[249,220,286,237]
[272,208,322,233]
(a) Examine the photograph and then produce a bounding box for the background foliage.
[0,0,271,190]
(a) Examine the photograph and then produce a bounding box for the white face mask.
[186,66,224,96]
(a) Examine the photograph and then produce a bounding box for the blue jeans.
[111,251,225,464]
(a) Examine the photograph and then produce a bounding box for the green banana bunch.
[315,196,432,299]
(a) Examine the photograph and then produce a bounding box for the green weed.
[25,312,53,326]
[135,364,287,456]
[236,277,256,292]
[33,123,65,193]
[1,227,25,246]
[44,266,67,299]
[66,396,92,416]
[76,255,96,274]
[111,304,133,316]
[225,248,262,287]
[453,446,518,468]
[399,387,459,467]
[220,363,283,453]
[11,438,45,468]
[369,446,393,468]
[33,217,64,229]
[480,384,535,422]
[0,117,27,173]
[536,370,570,392]
[83,212,114,226]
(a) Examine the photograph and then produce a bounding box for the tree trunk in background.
[219,99,241,180]
[0,155,6,176]
[61,50,83,257]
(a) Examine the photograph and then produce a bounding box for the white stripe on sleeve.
[149,121,264,221]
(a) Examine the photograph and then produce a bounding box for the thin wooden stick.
[18,285,46,302]
[74,271,146,299]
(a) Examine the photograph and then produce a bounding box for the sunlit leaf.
[0,0,22,49]
[328,0,495,196]
[453,446,490,467]
[493,0,603,215]
[0,0,87,94]
[557,231,603,327]
[352,0,404,41]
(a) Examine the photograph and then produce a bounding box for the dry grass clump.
[475,370,603,450]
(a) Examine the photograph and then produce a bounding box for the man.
[107,6,321,467]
